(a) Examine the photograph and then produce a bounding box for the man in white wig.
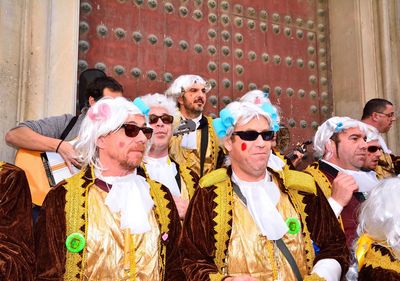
[34,97,185,280]
[165,74,224,177]
[180,100,348,281]
[138,93,199,219]
[304,116,372,247]
[347,178,400,280]
[239,89,304,170]
[361,125,384,177]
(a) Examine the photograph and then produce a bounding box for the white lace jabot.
[232,170,288,240]
[144,155,180,196]
[96,169,154,234]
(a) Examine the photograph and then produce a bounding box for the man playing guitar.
[5,70,123,208]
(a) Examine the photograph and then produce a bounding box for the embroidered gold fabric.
[363,244,400,273]
[375,152,397,179]
[226,191,308,281]
[169,116,220,176]
[179,164,196,199]
[83,185,160,280]
[211,176,233,274]
[64,169,92,280]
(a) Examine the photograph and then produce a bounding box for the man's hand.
[57,141,80,173]
[173,196,189,219]
[331,172,358,207]
[225,276,259,281]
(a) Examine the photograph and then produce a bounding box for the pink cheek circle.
[241,143,247,151]
[118,141,125,148]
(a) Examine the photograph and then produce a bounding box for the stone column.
[329,0,400,154]
[0,0,80,163]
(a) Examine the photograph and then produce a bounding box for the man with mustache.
[34,97,184,280]
[181,101,348,281]
[165,74,224,178]
[139,93,199,219]
[361,98,399,178]
[305,117,371,247]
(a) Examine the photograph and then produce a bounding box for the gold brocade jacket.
[375,152,400,179]
[34,166,185,281]
[358,243,400,281]
[169,115,224,177]
[180,167,349,281]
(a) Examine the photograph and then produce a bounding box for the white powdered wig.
[75,96,144,170]
[164,74,211,100]
[220,101,272,142]
[364,123,380,142]
[140,93,177,116]
[358,177,400,256]
[313,116,367,159]
[239,89,272,105]
[239,89,281,124]
[347,178,400,281]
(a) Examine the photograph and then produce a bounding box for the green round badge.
[286,217,301,235]
[65,232,86,253]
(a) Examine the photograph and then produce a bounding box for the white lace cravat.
[144,155,180,196]
[96,169,154,234]
[181,114,202,149]
[232,171,288,240]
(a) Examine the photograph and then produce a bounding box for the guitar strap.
[60,116,78,141]
[199,116,209,178]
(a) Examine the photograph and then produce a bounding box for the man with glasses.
[361,98,399,178]
[165,74,224,178]
[35,97,184,280]
[304,117,377,247]
[5,70,123,173]
[139,93,199,219]
[181,101,348,281]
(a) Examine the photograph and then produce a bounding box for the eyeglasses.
[232,130,275,141]
[367,145,382,153]
[376,112,395,118]
[149,114,174,125]
[121,124,153,139]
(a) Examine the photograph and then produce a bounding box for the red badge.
[241,142,247,151]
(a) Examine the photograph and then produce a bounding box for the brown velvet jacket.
[34,166,185,280]
[305,161,366,248]
[0,162,35,281]
[180,167,349,281]
[358,244,400,281]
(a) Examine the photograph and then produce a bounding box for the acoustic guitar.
[15,148,79,206]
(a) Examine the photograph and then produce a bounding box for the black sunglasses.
[149,114,174,125]
[367,145,382,153]
[121,124,153,139]
[232,130,275,141]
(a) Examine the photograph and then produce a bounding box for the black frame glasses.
[376,112,395,118]
[121,124,153,139]
[149,114,174,124]
[367,145,382,153]
[232,130,275,141]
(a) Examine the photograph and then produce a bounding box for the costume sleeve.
[163,186,186,281]
[302,185,350,279]
[0,163,35,281]
[34,186,67,281]
[359,265,400,281]
[15,114,75,139]
[180,186,226,281]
